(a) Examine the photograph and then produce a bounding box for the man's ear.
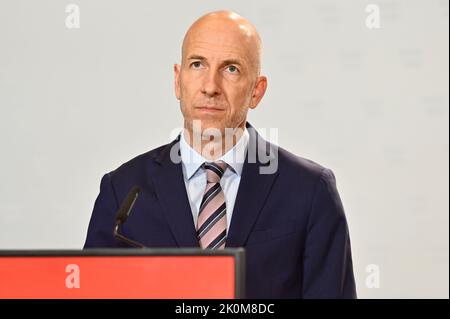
[249,76,267,109]
[174,63,181,100]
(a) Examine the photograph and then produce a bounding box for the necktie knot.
[203,161,227,183]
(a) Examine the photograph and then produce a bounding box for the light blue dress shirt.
[179,128,249,231]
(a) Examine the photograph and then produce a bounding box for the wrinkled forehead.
[182,19,259,64]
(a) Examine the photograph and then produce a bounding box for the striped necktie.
[196,161,227,249]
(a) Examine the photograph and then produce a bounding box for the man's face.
[174,17,266,136]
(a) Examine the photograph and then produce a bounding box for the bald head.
[181,11,262,76]
[174,11,268,139]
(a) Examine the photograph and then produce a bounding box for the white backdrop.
[0,0,448,298]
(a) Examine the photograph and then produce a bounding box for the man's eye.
[226,65,239,73]
[191,61,202,69]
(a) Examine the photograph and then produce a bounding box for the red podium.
[0,248,245,299]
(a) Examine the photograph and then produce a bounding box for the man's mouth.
[195,106,225,112]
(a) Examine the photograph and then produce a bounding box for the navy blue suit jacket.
[84,123,356,298]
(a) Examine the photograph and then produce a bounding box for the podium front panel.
[0,249,245,299]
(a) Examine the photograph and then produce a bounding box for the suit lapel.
[226,123,280,247]
[151,137,200,247]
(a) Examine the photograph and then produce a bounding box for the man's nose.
[201,70,221,97]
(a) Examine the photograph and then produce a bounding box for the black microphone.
[114,186,146,248]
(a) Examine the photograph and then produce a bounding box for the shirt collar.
[180,127,249,180]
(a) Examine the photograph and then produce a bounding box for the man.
[84,11,357,298]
